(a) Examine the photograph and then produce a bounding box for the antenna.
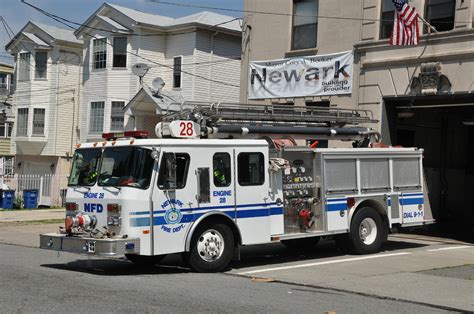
[131,63,150,86]
[152,77,165,94]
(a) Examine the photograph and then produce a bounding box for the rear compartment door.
[393,156,426,224]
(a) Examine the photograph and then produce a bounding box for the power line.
[148,0,471,25]
[3,7,241,101]
[21,0,240,89]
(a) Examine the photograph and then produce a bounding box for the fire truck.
[40,102,434,272]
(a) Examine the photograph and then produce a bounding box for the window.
[35,51,47,79]
[93,38,107,69]
[213,153,232,187]
[98,147,155,189]
[32,108,45,136]
[68,148,102,186]
[158,153,190,189]
[0,123,13,138]
[173,56,182,88]
[89,102,104,133]
[380,0,395,39]
[292,0,319,50]
[238,153,265,186]
[0,74,7,90]
[112,37,127,68]
[16,108,28,136]
[110,101,125,131]
[18,53,30,81]
[425,0,455,32]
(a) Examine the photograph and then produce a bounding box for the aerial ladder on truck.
[40,101,433,272]
[156,101,381,145]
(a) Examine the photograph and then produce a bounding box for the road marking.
[238,252,412,275]
[426,245,472,252]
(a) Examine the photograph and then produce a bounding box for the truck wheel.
[348,207,385,254]
[188,223,234,273]
[125,254,165,266]
[281,237,320,250]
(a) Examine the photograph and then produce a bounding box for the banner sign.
[248,51,354,99]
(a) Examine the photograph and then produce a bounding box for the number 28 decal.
[169,120,199,138]
[179,122,194,136]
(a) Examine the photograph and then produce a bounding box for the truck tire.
[281,237,320,250]
[347,207,385,254]
[125,254,165,266]
[188,223,234,273]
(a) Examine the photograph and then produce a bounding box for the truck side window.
[238,152,264,186]
[158,153,190,189]
[213,153,231,187]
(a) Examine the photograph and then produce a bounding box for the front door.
[151,151,195,255]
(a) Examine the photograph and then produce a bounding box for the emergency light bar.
[102,131,149,140]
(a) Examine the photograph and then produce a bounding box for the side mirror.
[150,149,160,161]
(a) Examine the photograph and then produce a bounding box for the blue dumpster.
[2,190,15,209]
[23,189,39,209]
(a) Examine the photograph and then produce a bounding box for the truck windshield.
[98,147,155,189]
[68,148,102,186]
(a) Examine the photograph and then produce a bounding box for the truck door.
[208,151,235,215]
[233,148,271,244]
[151,152,195,255]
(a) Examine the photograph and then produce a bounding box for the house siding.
[11,42,82,157]
[164,32,196,101]
[76,6,242,141]
[0,139,12,156]
[194,32,241,102]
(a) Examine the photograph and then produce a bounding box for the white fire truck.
[40,102,434,272]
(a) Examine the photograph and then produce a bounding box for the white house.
[0,62,15,176]
[5,22,83,176]
[74,3,242,140]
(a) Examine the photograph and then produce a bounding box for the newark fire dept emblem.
[164,207,182,225]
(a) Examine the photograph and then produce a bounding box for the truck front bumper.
[39,233,140,256]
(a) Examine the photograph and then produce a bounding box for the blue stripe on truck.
[130,206,284,227]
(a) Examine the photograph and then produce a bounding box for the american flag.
[390,0,420,46]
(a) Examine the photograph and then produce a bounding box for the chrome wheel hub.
[359,218,377,245]
[197,229,225,262]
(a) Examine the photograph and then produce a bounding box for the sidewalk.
[0,209,65,248]
[0,208,65,223]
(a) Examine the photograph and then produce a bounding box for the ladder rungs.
[161,101,378,126]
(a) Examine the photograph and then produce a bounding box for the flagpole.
[418,15,437,33]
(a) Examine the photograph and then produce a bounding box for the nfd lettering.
[84,203,103,213]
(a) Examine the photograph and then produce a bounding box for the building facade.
[241,0,473,239]
[0,62,15,176]
[5,22,83,177]
[75,3,242,140]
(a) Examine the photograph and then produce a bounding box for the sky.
[0,0,243,65]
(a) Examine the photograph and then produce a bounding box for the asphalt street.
[0,215,472,313]
[0,244,455,314]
